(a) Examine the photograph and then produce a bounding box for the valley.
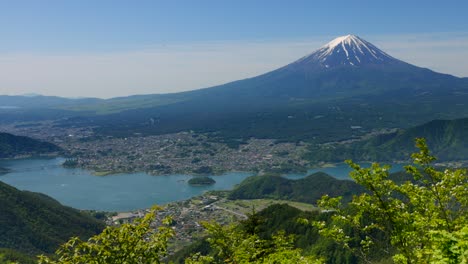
[113,191,319,253]
[1,32,467,263]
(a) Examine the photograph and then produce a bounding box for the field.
[217,199,317,216]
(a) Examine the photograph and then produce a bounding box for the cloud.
[0,33,467,98]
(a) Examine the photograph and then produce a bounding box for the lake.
[286,162,405,180]
[0,157,404,212]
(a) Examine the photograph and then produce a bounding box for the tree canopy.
[314,138,468,263]
[36,138,467,263]
[38,206,174,264]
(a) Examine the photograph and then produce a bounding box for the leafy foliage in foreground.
[38,206,174,264]
[314,138,468,263]
[35,138,467,263]
[172,203,368,264]
[185,221,322,264]
[0,248,36,264]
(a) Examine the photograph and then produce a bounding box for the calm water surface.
[0,158,254,211]
[0,157,403,211]
[284,162,405,180]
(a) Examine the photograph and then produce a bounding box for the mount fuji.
[291,34,401,68]
[177,34,465,103]
[5,35,468,142]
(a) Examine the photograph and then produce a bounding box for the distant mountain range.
[306,117,468,162]
[2,35,468,143]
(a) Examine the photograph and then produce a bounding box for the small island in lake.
[62,159,79,168]
[188,176,216,186]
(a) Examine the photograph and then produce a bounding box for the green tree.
[314,138,468,264]
[38,206,174,264]
[0,248,36,264]
[186,221,322,264]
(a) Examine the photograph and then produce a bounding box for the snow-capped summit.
[294,34,400,69]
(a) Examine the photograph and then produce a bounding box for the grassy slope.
[218,199,317,214]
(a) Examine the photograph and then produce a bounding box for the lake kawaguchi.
[0,157,404,212]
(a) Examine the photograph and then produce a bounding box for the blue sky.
[0,0,467,97]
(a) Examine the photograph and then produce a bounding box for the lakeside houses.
[0,121,309,175]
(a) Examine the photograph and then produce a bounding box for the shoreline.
[1,155,417,178]
[0,153,61,161]
[2,157,412,213]
[0,167,11,175]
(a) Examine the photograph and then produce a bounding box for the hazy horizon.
[1,1,467,98]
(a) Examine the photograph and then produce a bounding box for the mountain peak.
[294,34,400,69]
[324,34,360,49]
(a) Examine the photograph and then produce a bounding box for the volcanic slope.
[40,35,468,142]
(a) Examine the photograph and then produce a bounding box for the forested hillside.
[306,117,468,162]
[170,204,363,264]
[228,172,364,204]
[0,181,105,256]
[0,132,61,158]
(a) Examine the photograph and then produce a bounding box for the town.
[107,191,317,254]
[0,121,311,175]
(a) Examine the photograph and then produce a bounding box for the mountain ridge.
[305,117,468,162]
[0,181,105,255]
[2,35,468,144]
